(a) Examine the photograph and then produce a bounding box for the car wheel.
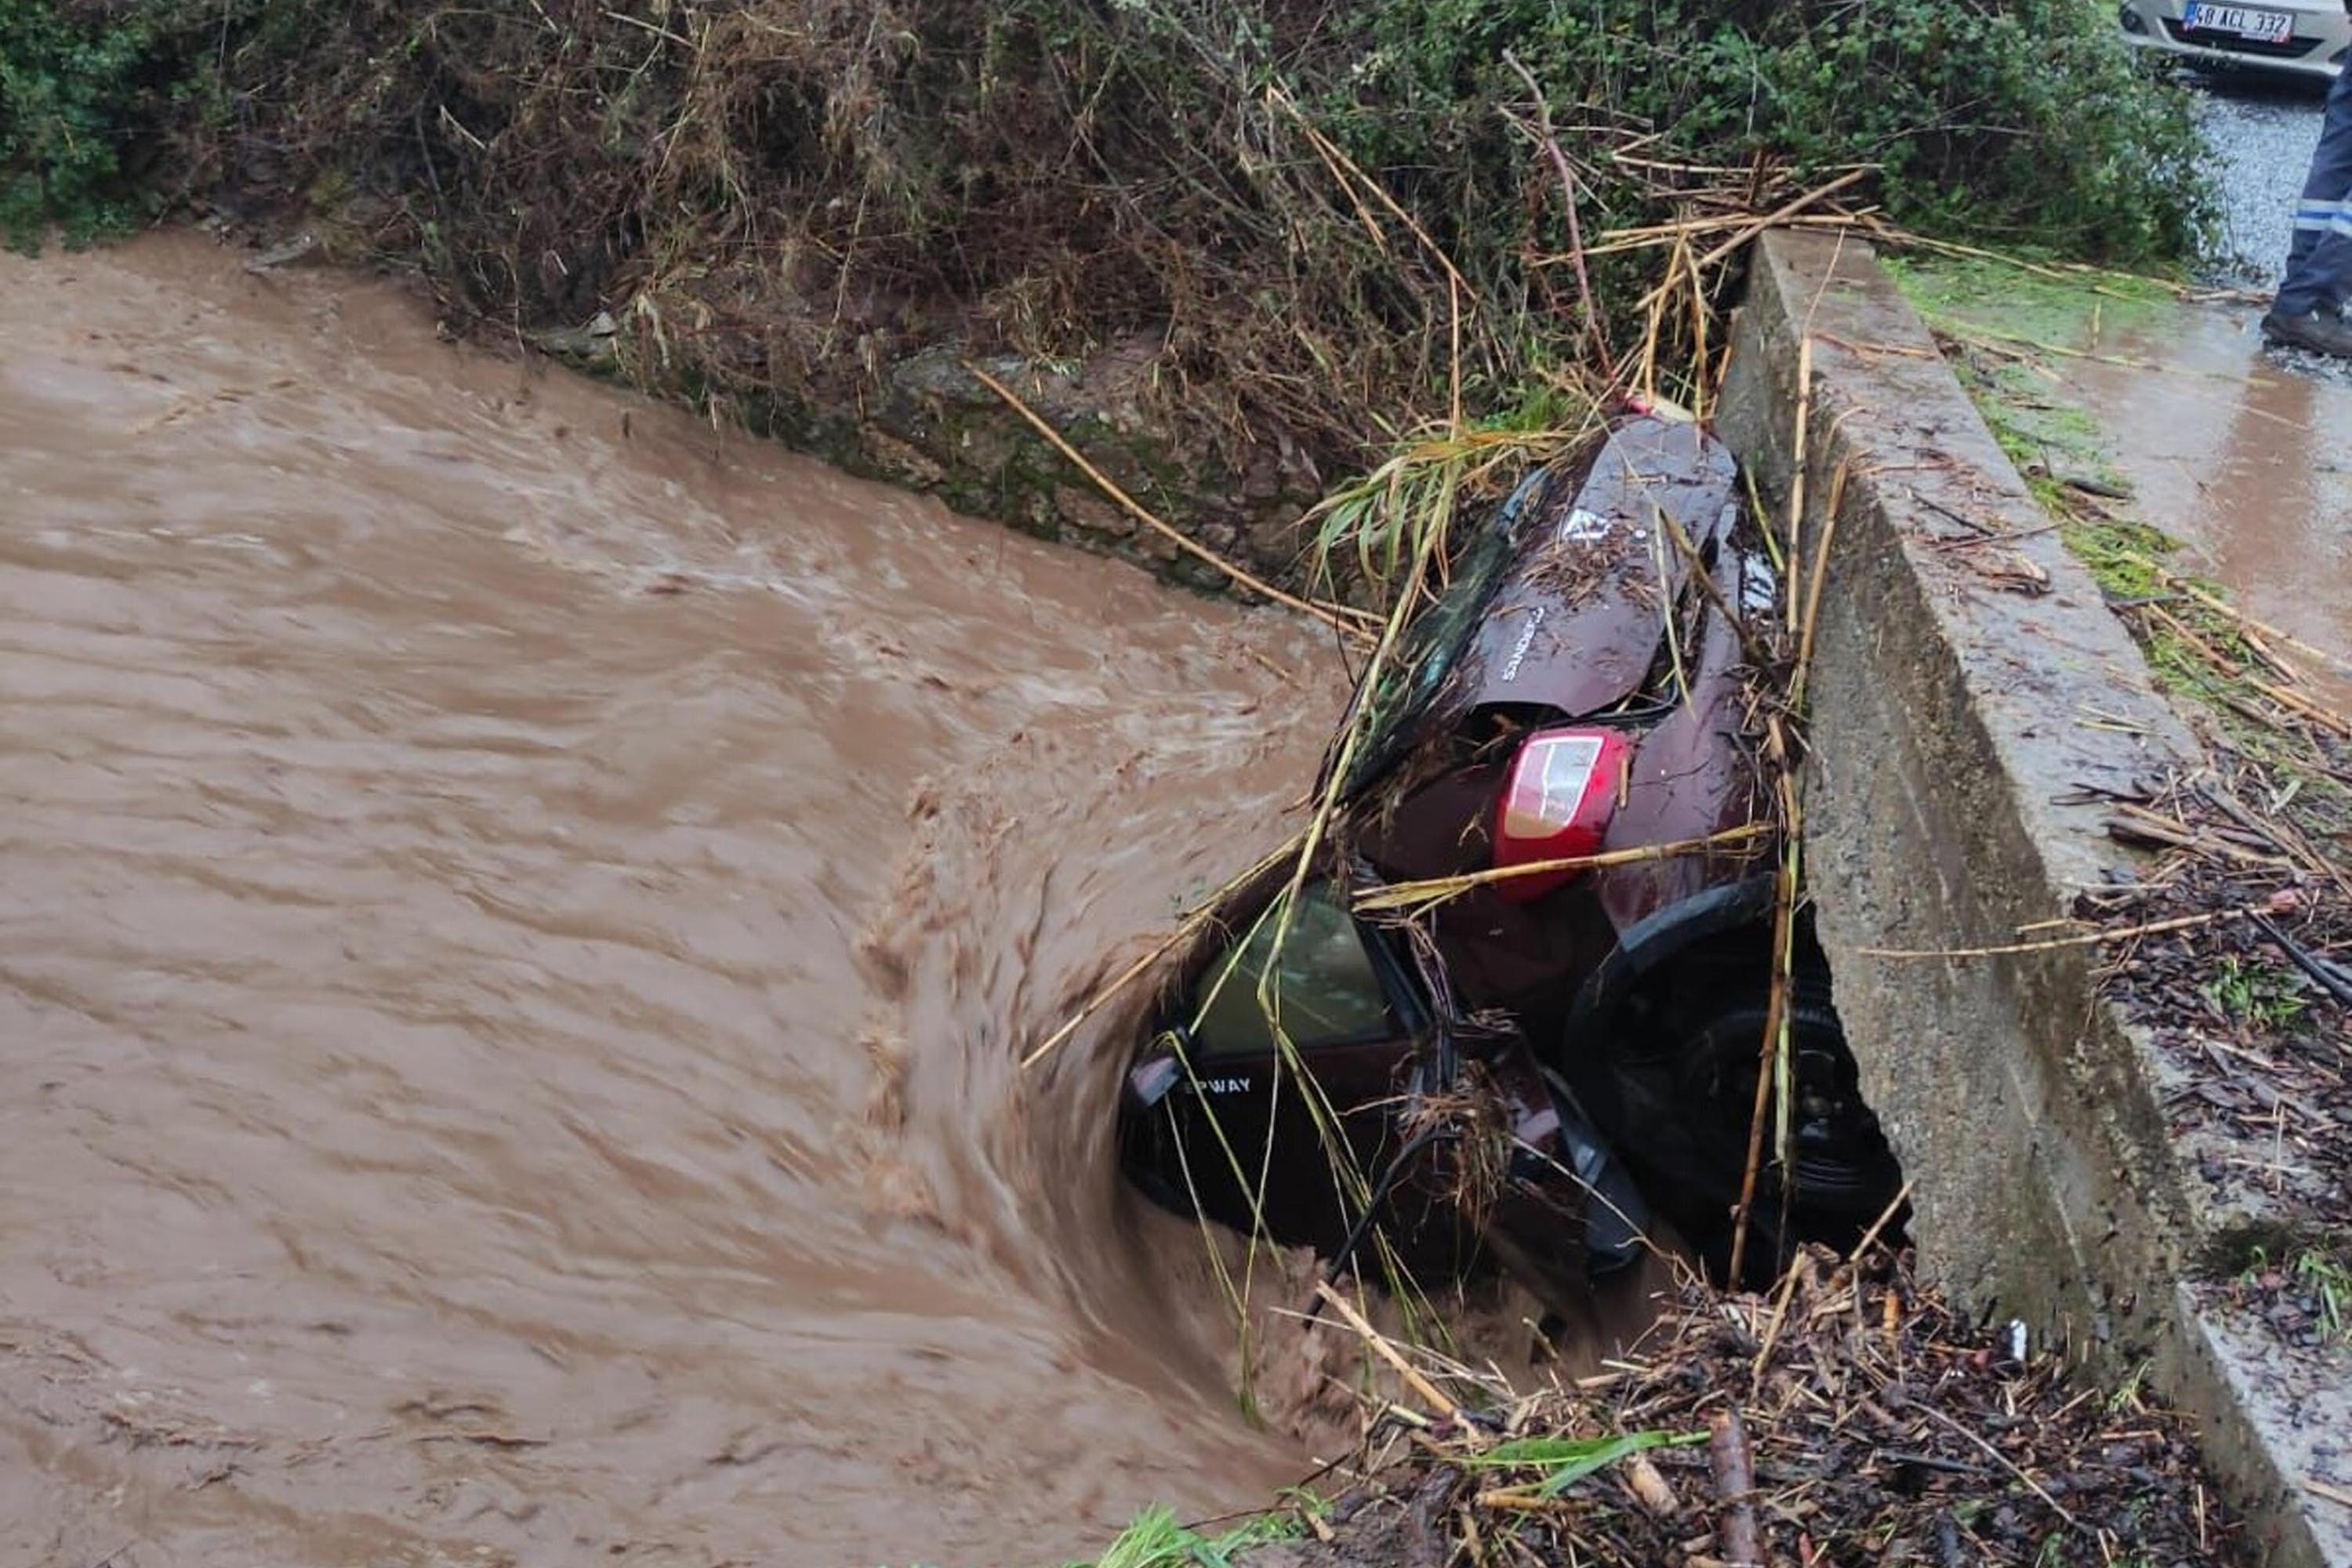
[1599,945,1904,1287]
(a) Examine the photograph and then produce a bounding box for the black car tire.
[1596,942,1904,1288]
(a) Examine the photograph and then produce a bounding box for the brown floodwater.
[0,234,1357,1567]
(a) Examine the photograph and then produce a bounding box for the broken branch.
[1859,903,2285,960]
[1708,1409,1762,1568]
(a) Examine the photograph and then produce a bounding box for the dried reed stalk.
[1581,211,1864,259]
[1632,168,1875,316]
[1352,826,1773,916]
[1651,501,1770,670]
[1268,85,1476,307]
[1312,1279,1468,1425]
[2252,677,2352,739]
[1019,838,1299,1069]
[2153,569,2351,677]
[1503,52,1616,384]
[1859,903,2277,960]
[1727,761,1801,1287]
[1728,330,1824,1283]
[967,363,1377,640]
[1708,1409,1762,1568]
[1782,337,1815,639]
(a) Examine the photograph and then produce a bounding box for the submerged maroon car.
[1119,415,1901,1297]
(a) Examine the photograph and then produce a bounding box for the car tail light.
[1493,728,1631,904]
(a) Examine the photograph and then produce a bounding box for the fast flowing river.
[0,234,1351,1568]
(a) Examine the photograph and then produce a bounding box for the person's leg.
[2275,64,2352,320]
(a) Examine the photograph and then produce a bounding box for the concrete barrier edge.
[1717,227,2348,1568]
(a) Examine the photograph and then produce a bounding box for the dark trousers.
[2280,63,2352,316]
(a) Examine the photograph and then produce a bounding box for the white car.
[2118,0,2351,78]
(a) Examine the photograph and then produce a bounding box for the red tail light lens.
[1493,728,1631,903]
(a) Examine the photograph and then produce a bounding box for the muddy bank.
[0,231,1365,1566]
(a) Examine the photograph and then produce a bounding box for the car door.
[1152,875,1429,1257]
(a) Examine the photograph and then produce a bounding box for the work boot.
[2261,307,2352,358]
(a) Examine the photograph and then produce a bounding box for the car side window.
[1186,880,1397,1058]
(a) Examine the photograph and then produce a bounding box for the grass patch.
[1457,1428,1707,1497]
[2297,1250,2352,1344]
[2204,956,2313,1036]
[2237,1244,2352,1347]
[2053,518,2263,716]
[1885,252,2176,354]
[1061,1503,1305,1568]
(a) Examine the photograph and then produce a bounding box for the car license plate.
[2182,2,2294,42]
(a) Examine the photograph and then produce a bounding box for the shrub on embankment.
[6,0,2210,510]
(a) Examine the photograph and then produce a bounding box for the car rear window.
[1186,880,1396,1058]
[1339,491,1530,797]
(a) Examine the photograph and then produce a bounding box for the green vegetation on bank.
[1888,253,2179,355]
[7,0,2210,474]
[2238,1245,2352,1346]
[0,0,157,245]
[1065,1504,1304,1568]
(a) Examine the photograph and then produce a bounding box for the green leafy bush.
[0,0,162,249]
[1330,0,2211,263]
[0,0,302,252]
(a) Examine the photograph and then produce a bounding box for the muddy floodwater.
[0,236,1352,1567]
[2067,303,2352,708]
[2135,74,2352,700]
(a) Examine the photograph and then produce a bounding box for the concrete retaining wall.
[1718,230,2350,1568]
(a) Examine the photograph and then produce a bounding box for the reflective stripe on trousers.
[2296,200,2352,238]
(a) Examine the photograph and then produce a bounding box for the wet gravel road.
[2194,70,2327,282]
[2192,69,2351,381]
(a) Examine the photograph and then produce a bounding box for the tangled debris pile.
[2088,750,2352,1233]
[2025,480,2352,1242]
[1236,1247,2234,1568]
